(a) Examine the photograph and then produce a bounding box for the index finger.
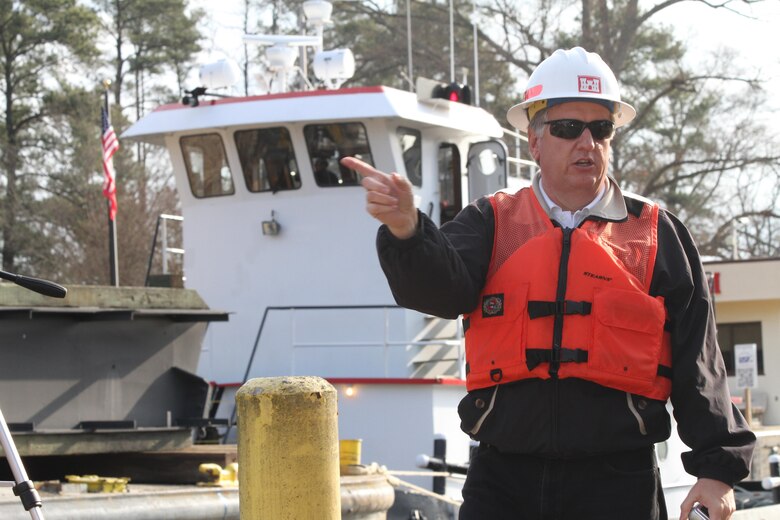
[340,156,389,181]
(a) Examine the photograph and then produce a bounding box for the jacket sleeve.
[652,209,756,485]
[375,198,495,319]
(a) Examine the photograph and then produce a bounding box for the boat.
[122,0,698,513]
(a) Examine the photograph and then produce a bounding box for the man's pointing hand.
[341,156,419,239]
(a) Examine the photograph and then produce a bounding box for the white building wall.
[705,259,780,426]
[714,299,780,425]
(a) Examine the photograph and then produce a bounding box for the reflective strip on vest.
[464,188,672,401]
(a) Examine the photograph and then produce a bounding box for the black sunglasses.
[544,119,615,140]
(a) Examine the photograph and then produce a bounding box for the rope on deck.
[353,463,464,507]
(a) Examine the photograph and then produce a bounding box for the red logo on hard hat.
[524,85,543,101]
[578,76,602,94]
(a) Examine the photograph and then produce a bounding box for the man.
[313,157,340,186]
[341,47,755,520]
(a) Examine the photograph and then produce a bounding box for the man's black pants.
[459,444,667,520]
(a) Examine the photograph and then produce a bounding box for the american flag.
[101,106,119,221]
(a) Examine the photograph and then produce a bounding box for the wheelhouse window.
[180,134,234,198]
[234,127,301,193]
[304,122,373,187]
[716,321,764,376]
[438,143,462,225]
[397,127,422,187]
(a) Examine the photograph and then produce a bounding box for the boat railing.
[502,126,537,183]
[144,214,184,287]
[241,305,465,383]
[219,305,464,442]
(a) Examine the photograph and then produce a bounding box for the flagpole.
[103,80,119,286]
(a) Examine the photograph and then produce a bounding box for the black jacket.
[376,191,755,486]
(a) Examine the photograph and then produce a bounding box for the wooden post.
[745,387,753,426]
[237,376,340,519]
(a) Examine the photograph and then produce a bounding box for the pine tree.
[0,0,99,274]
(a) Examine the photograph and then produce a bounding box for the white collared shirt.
[538,180,606,229]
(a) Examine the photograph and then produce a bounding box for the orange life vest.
[463,188,672,401]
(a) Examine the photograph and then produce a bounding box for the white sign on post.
[734,343,758,390]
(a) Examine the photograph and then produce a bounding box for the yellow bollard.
[237,376,341,520]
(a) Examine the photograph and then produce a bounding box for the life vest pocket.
[590,288,665,384]
[464,282,529,389]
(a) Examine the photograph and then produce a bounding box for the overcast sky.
[654,1,780,131]
[190,0,780,134]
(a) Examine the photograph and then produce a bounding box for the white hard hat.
[506,47,636,132]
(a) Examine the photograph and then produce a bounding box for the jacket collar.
[531,171,628,224]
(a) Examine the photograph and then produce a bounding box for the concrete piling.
[236,376,341,519]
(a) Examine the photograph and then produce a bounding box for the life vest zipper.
[551,227,573,453]
[550,228,573,377]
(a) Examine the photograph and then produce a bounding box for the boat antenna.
[241,2,353,93]
[471,0,479,106]
[449,0,455,82]
[406,0,413,91]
